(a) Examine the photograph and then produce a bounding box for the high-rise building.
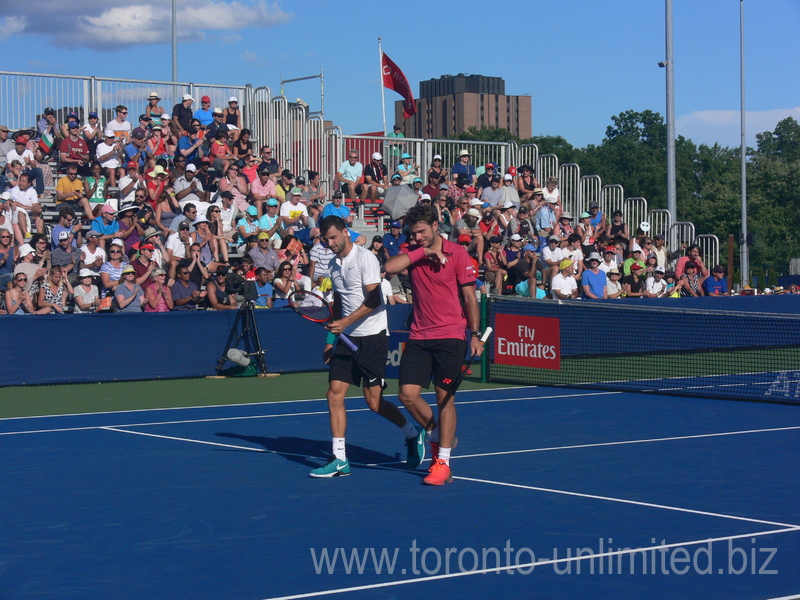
[394,74,531,139]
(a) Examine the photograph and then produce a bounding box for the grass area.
[0,366,513,419]
[489,347,800,389]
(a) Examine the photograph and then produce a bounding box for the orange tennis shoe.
[423,459,453,485]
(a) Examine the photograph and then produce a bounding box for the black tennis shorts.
[328,331,388,388]
[399,338,468,391]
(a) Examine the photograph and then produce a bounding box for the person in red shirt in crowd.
[59,122,91,175]
[478,206,502,242]
[385,204,484,486]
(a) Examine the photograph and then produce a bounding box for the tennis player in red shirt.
[385,205,485,485]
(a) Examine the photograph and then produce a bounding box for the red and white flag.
[381,52,417,118]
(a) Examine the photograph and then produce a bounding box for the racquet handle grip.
[480,327,493,343]
[340,333,358,352]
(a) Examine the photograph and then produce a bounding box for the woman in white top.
[541,176,560,205]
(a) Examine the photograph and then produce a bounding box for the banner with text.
[494,314,561,370]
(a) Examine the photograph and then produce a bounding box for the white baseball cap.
[182,93,194,101]
[372,152,382,160]
[229,96,238,103]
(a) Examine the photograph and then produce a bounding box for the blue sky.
[1,0,797,148]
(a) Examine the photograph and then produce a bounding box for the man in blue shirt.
[382,221,406,257]
[321,190,353,225]
[177,127,203,163]
[193,95,214,126]
[451,149,477,185]
[702,264,729,296]
[581,252,608,299]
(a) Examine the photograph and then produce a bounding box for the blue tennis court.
[1,386,799,600]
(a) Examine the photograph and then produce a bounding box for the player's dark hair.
[405,204,438,227]
[320,215,347,236]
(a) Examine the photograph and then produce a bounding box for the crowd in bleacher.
[1,102,793,315]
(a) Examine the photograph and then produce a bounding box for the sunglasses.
[15,277,27,282]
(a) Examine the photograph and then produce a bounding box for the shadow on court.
[215,432,401,470]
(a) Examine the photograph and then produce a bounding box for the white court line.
[255,527,800,600]
[0,391,619,437]
[0,385,537,422]
[454,475,800,529]
[101,426,799,529]
[453,425,800,461]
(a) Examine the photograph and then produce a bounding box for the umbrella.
[382,184,420,220]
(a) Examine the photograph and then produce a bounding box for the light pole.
[739,0,749,286]
[662,0,677,223]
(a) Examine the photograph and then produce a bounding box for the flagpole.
[378,37,387,136]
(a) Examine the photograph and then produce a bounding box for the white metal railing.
[580,175,602,211]
[625,197,649,238]
[250,86,272,150]
[517,143,539,178]
[424,139,509,179]
[670,222,696,251]
[558,163,581,218]
[648,209,672,239]
[537,154,559,186]
[600,184,625,224]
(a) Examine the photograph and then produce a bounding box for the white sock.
[332,437,346,461]
[438,446,451,464]
[429,428,440,444]
[401,420,418,439]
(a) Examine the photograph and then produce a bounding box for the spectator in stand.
[534,190,558,237]
[551,259,578,299]
[280,187,318,244]
[192,215,224,271]
[106,105,132,144]
[36,107,62,159]
[83,161,107,207]
[5,263,45,314]
[421,172,442,198]
[95,130,124,188]
[272,261,309,307]
[145,124,168,167]
[117,203,144,256]
[563,233,584,279]
[59,121,91,174]
[38,266,73,314]
[164,221,192,278]
[206,265,237,310]
[434,190,453,237]
[56,163,93,221]
[174,163,207,213]
[51,231,81,278]
[675,244,709,279]
[479,207,502,244]
[306,170,326,205]
[516,165,540,205]
[249,166,277,215]
[171,94,194,137]
[169,202,197,233]
[218,163,250,213]
[131,241,157,290]
[495,201,517,239]
[395,152,420,187]
[256,145,280,178]
[171,264,203,310]
[502,173,520,207]
[248,229,280,271]
[115,265,144,312]
[541,176,561,207]
[231,128,253,162]
[511,243,541,298]
[599,246,617,273]
[476,162,496,191]
[606,210,629,245]
[251,267,274,308]
[258,198,282,241]
[702,264,729,296]
[606,267,623,298]
[308,234,336,286]
[542,234,565,286]
[13,242,46,291]
[91,205,119,248]
[59,111,79,139]
[10,173,42,239]
[125,129,152,169]
[73,269,100,313]
[0,125,13,186]
[321,190,353,226]
[145,92,165,126]
[335,149,364,202]
[363,152,389,201]
[99,240,127,297]
[0,191,22,246]
[81,111,101,158]
[237,205,261,247]
[622,263,646,298]
[480,175,503,208]
[159,114,178,158]
[0,228,16,288]
[223,96,242,140]
[79,230,106,274]
[51,206,82,251]
[193,96,214,126]
[645,265,668,298]
[451,149,477,185]
[382,221,407,257]
[6,136,44,194]
[555,212,574,246]
[177,127,203,164]
[483,235,508,295]
[581,252,607,299]
[143,268,173,312]
[622,244,646,276]
[131,114,152,140]
[588,201,606,241]
[453,208,484,264]
[643,252,658,280]
[213,190,239,242]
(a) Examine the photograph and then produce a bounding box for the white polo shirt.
[329,243,387,337]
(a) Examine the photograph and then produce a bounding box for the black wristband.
[471,331,481,337]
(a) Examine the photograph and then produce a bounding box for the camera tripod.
[216,301,268,375]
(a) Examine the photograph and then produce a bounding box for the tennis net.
[485,296,800,405]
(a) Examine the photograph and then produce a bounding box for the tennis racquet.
[288,289,358,351]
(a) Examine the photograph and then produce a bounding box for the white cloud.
[0,16,26,41]
[0,1,292,50]
[677,107,800,148]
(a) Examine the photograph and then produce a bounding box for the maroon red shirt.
[401,236,475,341]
